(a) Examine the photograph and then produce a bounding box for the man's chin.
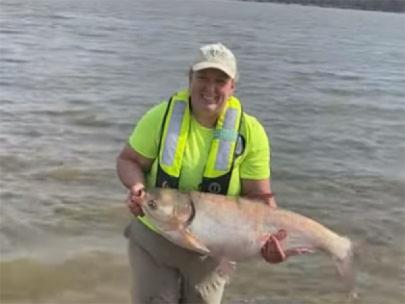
[201,103,220,112]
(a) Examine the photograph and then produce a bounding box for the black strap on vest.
[200,114,245,195]
[155,96,179,189]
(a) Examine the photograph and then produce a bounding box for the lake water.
[1,0,404,303]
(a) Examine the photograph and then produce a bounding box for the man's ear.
[230,79,236,94]
[188,69,193,85]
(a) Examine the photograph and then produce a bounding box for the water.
[1,0,404,303]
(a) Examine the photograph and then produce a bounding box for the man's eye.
[147,200,157,210]
[216,77,228,85]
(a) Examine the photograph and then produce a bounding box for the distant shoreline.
[239,0,405,13]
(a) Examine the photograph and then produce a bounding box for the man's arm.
[241,178,277,207]
[116,144,153,189]
[116,144,154,216]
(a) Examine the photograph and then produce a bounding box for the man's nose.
[204,80,216,93]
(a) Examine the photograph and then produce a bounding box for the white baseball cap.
[192,43,238,80]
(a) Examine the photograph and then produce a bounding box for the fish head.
[140,188,194,231]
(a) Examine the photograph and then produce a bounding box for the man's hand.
[261,229,315,263]
[261,229,288,264]
[127,183,146,216]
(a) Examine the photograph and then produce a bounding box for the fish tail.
[334,239,359,302]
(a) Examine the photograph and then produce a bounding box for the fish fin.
[334,241,358,302]
[216,258,236,281]
[181,228,210,255]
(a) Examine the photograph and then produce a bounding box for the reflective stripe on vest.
[155,89,243,194]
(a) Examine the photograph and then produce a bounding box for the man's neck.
[192,112,217,128]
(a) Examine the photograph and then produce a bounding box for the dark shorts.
[126,219,229,304]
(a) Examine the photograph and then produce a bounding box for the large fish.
[139,188,357,298]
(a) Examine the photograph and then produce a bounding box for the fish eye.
[147,200,157,210]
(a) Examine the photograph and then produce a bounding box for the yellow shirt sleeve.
[240,115,271,180]
[128,101,167,159]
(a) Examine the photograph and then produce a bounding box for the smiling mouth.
[201,94,217,103]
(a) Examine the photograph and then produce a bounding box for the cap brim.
[192,62,235,79]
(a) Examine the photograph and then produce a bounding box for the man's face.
[189,68,236,121]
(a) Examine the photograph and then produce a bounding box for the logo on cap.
[192,43,238,80]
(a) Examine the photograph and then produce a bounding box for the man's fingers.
[284,247,315,257]
[260,230,288,264]
[268,235,287,261]
[127,201,144,216]
[261,229,314,264]
[133,187,145,198]
[273,229,287,241]
[131,183,145,197]
[126,195,144,216]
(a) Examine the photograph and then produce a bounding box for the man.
[116,43,288,304]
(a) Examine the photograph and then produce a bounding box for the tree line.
[240,0,405,12]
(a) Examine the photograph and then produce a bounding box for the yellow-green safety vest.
[139,89,245,230]
[156,89,244,194]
